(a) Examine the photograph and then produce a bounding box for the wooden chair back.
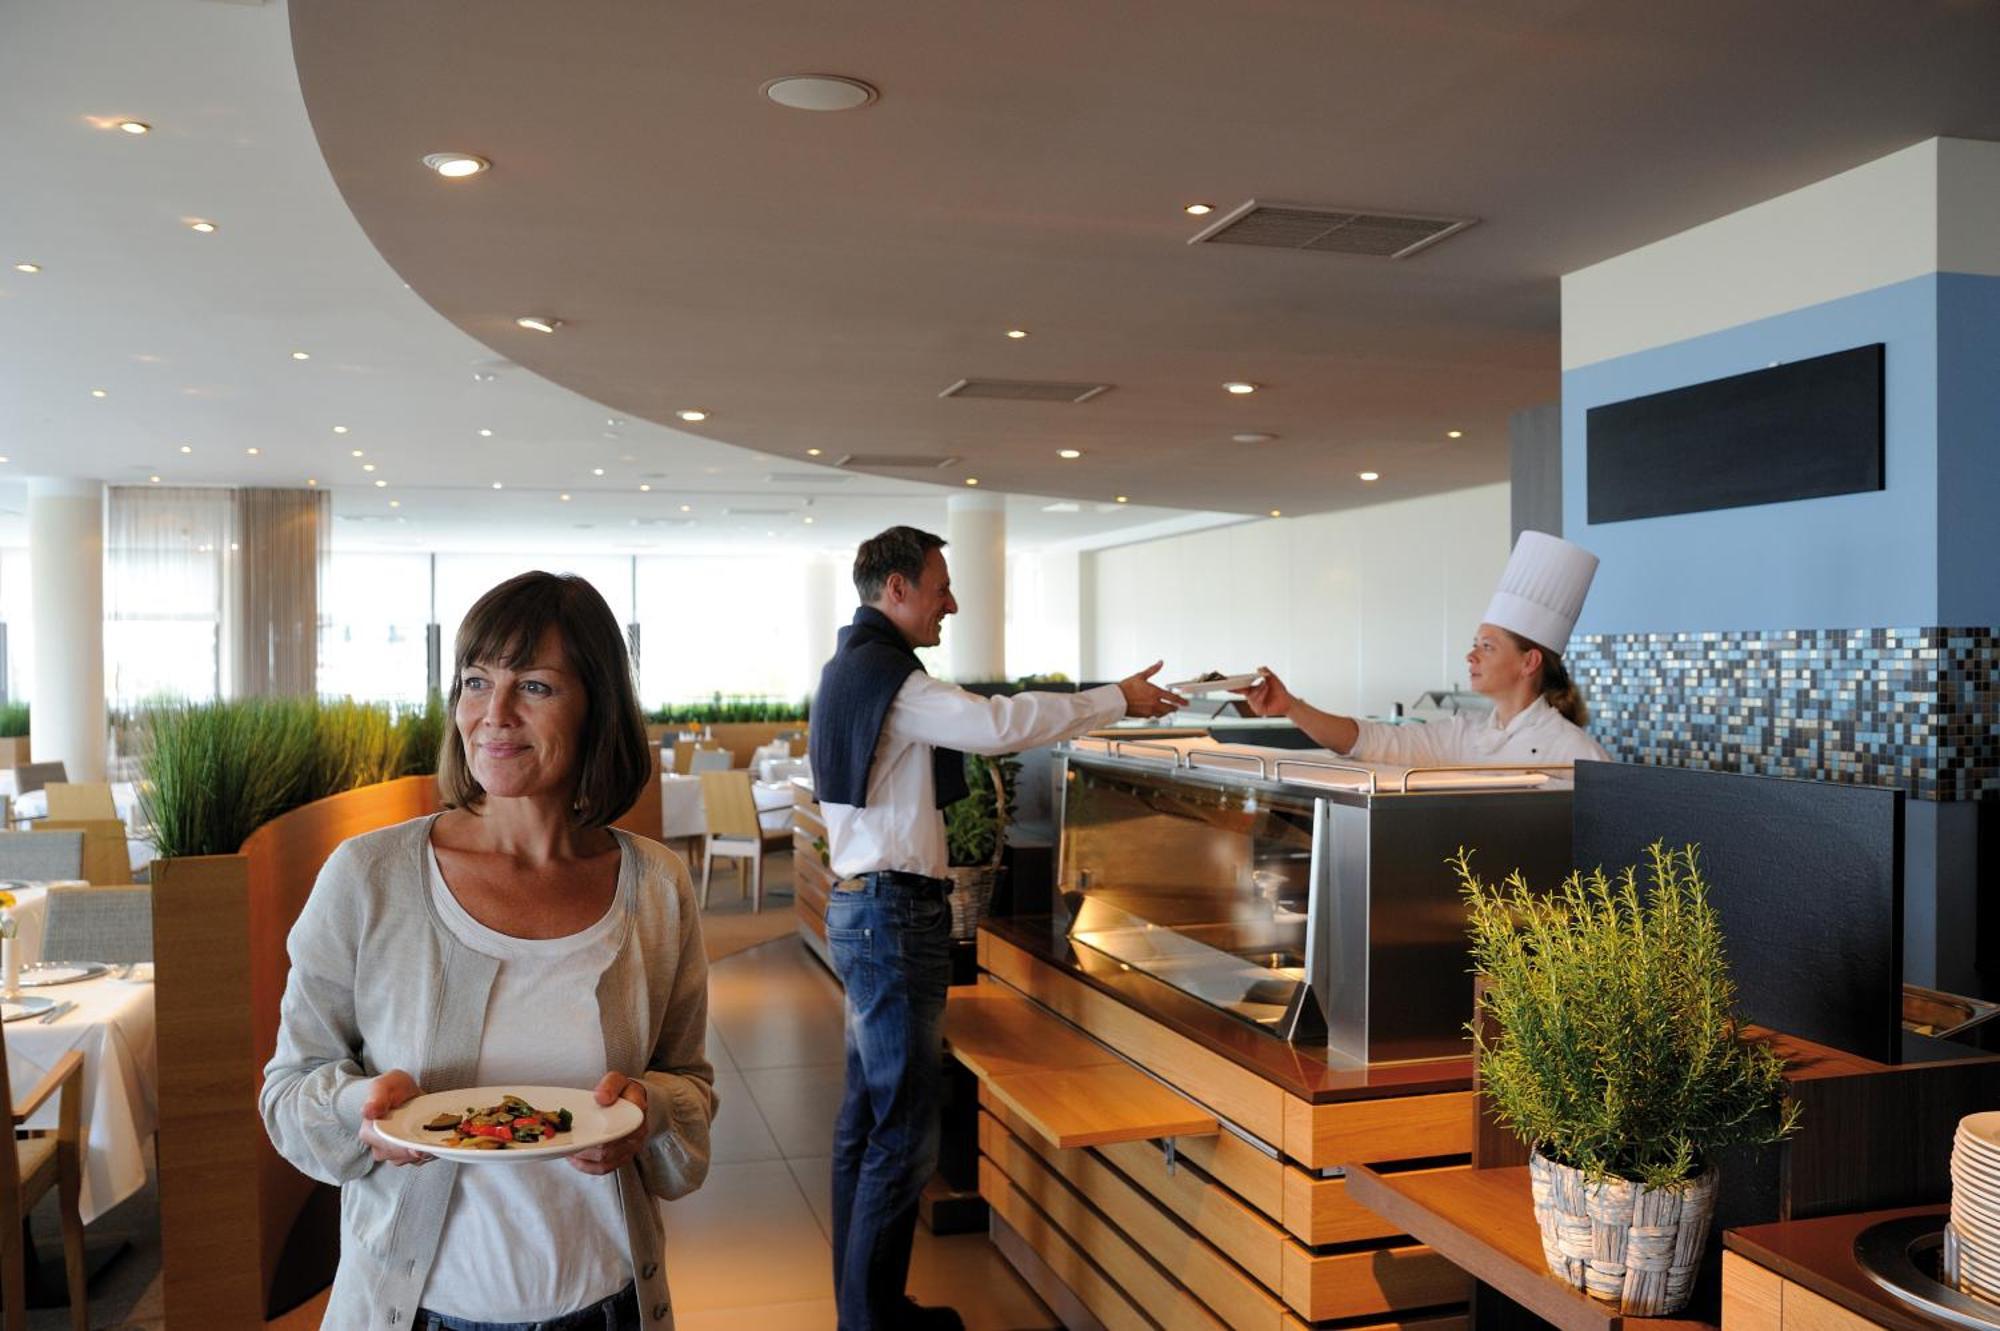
[671,737,702,775]
[0,829,84,881]
[44,783,116,822]
[37,819,128,886]
[0,762,66,800]
[699,771,761,840]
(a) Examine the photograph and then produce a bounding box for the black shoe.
[897,1298,966,1331]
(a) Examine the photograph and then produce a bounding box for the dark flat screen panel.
[1572,761,1903,1063]
[1586,343,1884,524]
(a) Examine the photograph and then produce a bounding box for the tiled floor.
[26,865,1055,1330]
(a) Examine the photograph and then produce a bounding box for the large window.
[319,552,433,704]
[0,547,30,703]
[105,487,233,709]
[635,555,810,705]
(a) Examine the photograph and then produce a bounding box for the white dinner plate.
[1962,1113,2000,1153]
[1163,673,1263,695]
[18,962,108,988]
[372,1085,643,1165]
[0,995,56,1022]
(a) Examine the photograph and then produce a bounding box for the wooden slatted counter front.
[954,919,1483,1331]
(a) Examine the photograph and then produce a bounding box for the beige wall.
[1081,483,1510,718]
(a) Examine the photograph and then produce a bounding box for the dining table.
[659,772,795,840]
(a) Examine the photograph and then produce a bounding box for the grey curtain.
[231,488,329,697]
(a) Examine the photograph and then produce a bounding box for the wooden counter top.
[1726,1207,1956,1331]
[980,916,1473,1104]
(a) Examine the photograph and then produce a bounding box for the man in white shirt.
[811,526,1182,1331]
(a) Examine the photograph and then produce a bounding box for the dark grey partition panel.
[1572,761,1904,1063]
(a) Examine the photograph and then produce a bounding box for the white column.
[801,555,842,695]
[946,492,1006,682]
[27,479,106,782]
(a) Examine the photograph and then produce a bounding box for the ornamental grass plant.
[0,702,27,738]
[647,695,809,725]
[1457,842,1800,1190]
[141,695,445,859]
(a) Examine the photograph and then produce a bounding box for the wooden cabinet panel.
[979,1161,1153,1331]
[1283,1091,1474,1171]
[1722,1253,1784,1331]
[1096,1133,1289,1291]
[1284,1163,1467,1247]
[983,933,1287,1143]
[1279,1234,1471,1323]
[981,1116,1262,1331]
[1781,1282,1878,1331]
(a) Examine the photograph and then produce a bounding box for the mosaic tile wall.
[1567,627,2000,802]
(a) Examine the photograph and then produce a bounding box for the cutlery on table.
[36,1000,74,1025]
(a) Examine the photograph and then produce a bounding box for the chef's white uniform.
[1343,696,1610,766]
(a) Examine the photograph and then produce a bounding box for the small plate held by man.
[1163,671,1264,695]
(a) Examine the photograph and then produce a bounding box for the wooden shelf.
[1344,1164,1717,1331]
[945,984,1219,1149]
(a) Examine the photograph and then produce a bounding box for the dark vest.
[809,606,969,809]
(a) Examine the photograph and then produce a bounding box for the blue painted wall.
[1563,275,1941,636]
[1937,273,2000,626]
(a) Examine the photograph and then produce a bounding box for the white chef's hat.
[1482,531,1598,656]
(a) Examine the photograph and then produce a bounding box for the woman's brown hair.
[1501,629,1590,727]
[437,571,651,828]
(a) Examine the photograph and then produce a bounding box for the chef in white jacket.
[1239,531,1612,766]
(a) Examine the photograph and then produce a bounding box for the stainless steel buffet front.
[1055,736,1574,1066]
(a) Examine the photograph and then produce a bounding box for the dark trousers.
[416,1283,640,1331]
[826,872,953,1331]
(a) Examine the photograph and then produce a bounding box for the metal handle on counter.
[1186,749,1269,779]
[1394,763,1573,794]
[1272,758,1379,794]
[1107,739,1185,767]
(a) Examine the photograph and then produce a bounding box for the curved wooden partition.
[156,775,441,1329]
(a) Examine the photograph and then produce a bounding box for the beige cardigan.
[259,815,715,1329]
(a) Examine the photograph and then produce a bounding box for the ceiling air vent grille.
[835,454,960,470]
[766,472,848,484]
[940,379,1111,404]
[721,507,796,517]
[1189,200,1475,259]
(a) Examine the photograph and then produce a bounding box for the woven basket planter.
[1528,1150,1720,1316]
[944,864,999,941]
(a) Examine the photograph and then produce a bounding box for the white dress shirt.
[824,675,1127,879]
[1344,696,1612,767]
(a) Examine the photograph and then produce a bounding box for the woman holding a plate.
[1238,532,1613,766]
[262,572,715,1331]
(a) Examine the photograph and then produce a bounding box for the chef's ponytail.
[1503,630,1590,727]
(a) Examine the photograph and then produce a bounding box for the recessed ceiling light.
[291,351,310,361]
[761,75,879,113]
[149,475,161,483]
[1232,432,1276,445]
[246,447,260,455]
[389,500,401,508]
[1358,471,1380,482]
[1184,203,1214,216]
[422,152,489,178]
[592,467,605,476]
[680,504,692,512]
[189,220,217,234]
[1269,509,1282,517]
[560,493,572,502]
[332,425,349,434]
[117,120,150,135]
[0,456,8,464]
[362,463,376,472]
[90,389,107,398]
[375,479,387,488]
[491,482,503,490]
[478,428,493,437]
[1005,329,1028,340]
[1115,495,1129,503]
[514,315,560,333]
[13,263,39,274]
[676,409,708,423]
[806,448,823,457]
[179,445,192,454]
[472,371,497,382]
[351,449,364,458]
[1224,382,1257,395]
[639,483,652,492]
[1447,429,1464,439]
[605,417,623,427]
[1058,449,1082,459]
[307,477,318,487]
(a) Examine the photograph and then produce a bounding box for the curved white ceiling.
[288,0,2000,518]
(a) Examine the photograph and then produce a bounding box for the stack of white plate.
[1950,1112,2000,1300]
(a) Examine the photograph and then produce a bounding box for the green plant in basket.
[1458,841,1800,1190]
[0,702,27,739]
[945,753,1019,868]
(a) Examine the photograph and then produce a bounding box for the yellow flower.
[0,891,15,910]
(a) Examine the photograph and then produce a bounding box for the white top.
[824,676,1127,879]
[1345,696,1612,767]
[419,844,631,1322]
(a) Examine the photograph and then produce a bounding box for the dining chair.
[34,821,127,888]
[41,886,152,964]
[0,765,65,802]
[0,832,85,883]
[688,748,732,775]
[40,785,115,824]
[697,772,789,912]
[0,1015,87,1331]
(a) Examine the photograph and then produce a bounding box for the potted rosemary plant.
[1456,842,1800,1316]
[943,753,1019,940]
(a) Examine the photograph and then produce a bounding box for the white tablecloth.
[6,974,157,1222]
[659,775,793,839]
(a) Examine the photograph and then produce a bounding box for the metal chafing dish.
[1056,736,1575,1066]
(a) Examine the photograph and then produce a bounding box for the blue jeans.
[826,873,953,1331]
[417,1283,640,1331]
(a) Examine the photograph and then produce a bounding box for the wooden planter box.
[0,735,30,767]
